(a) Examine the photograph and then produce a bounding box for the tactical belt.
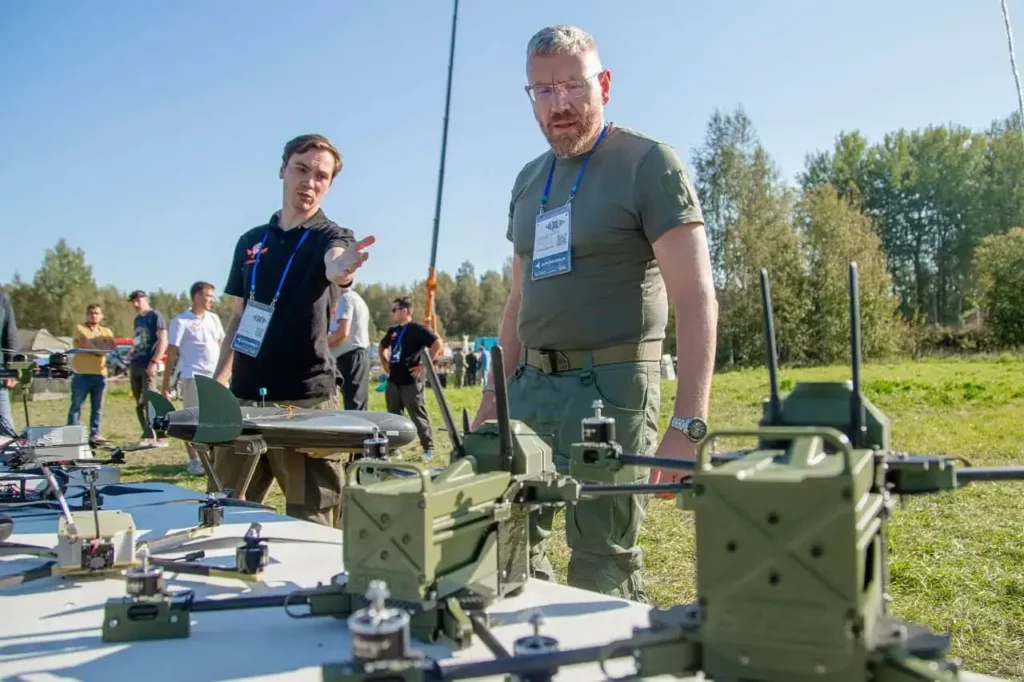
[523,341,663,375]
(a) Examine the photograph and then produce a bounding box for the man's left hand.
[147,362,158,379]
[328,236,376,285]
[648,428,699,499]
[1,378,16,389]
[411,364,426,379]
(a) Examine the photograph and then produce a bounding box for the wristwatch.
[669,416,708,442]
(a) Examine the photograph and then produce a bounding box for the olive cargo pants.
[506,356,661,602]
[208,395,344,527]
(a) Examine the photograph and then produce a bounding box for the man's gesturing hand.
[327,236,376,285]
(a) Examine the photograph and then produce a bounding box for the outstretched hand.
[328,235,376,284]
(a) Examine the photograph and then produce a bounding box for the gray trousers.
[384,379,432,450]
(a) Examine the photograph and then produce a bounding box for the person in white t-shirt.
[162,281,225,475]
[327,284,371,410]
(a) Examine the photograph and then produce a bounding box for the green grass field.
[12,357,1024,679]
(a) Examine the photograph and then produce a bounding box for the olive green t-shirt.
[506,124,704,351]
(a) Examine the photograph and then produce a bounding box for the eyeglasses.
[525,72,602,103]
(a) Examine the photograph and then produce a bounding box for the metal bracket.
[228,436,268,500]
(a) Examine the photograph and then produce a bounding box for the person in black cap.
[127,289,168,447]
[210,133,374,526]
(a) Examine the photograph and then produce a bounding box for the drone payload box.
[56,510,137,573]
[21,425,94,464]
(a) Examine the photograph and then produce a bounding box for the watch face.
[687,418,708,441]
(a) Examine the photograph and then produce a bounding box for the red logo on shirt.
[244,241,268,265]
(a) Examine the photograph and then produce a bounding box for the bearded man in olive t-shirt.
[471,25,718,602]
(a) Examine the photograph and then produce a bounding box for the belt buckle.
[538,350,568,375]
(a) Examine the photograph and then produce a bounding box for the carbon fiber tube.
[617,454,696,470]
[579,482,693,496]
[438,641,633,680]
[957,467,1024,482]
[188,593,294,612]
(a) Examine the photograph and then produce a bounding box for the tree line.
[0,240,513,353]
[4,107,1024,367]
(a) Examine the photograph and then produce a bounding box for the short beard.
[541,106,603,158]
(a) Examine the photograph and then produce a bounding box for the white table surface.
[0,482,1004,682]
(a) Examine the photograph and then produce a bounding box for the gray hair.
[526,25,599,60]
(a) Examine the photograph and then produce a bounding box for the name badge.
[231,300,274,358]
[532,205,572,280]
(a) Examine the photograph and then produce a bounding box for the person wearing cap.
[471,26,717,601]
[210,133,375,526]
[128,289,168,448]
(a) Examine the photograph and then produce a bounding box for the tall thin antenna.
[759,268,782,425]
[423,0,460,333]
[491,345,514,472]
[1001,0,1024,137]
[849,262,866,448]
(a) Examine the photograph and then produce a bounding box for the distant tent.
[12,329,71,401]
[17,329,71,354]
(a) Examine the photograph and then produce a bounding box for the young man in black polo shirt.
[379,297,442,461]
[211,133,374,526]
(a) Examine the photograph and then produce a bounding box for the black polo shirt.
[224,209,354,401]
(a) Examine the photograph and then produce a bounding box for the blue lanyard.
[539,122,611,214]
[394,324,408,352]
[249,229,311,305]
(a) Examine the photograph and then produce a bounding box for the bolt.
[170,615,178,624]
[366,580,389,609]
[402,534,411,545]
[380,513,390,524]
[108,619,119,628]
[739,656,750,665]
[815,664,827,674]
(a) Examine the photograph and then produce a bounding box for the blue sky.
[1,0,1019,296]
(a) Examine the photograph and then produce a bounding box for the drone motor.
[234,527,270,574]
[124,548,164,599]
[198,498,225,528]
[581,400,615,444]
[347,580,411,663]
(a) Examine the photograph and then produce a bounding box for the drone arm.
[0,561,56,588]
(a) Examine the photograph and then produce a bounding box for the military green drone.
[318,263,1024,682]
[75,263,1024,681]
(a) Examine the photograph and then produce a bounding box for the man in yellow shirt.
[67,304,116,446]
